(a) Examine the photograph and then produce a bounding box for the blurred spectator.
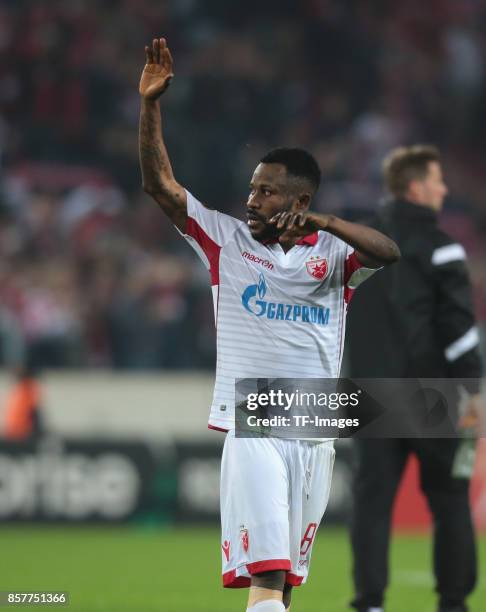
[3,365,44,440]
[0,0,484,369]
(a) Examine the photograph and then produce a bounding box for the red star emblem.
[306,257,328,280]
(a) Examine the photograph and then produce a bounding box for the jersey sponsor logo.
[242,251,274,270]
[241,274,330,325]
[222,540,230,562]
[306,256,328,280]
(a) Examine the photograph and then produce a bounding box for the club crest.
[306,256,328,280]
[240,528,249,553]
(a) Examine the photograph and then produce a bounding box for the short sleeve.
[343,246,381,304]
[177,190,244,285]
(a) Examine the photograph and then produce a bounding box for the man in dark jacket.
[346,145,483,612]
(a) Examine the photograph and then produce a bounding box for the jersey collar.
[263,232,319,246]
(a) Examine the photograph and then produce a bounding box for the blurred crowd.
[0,0,485,369]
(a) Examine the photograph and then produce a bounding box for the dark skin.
[248,571,291,607]
[139,38,187,230]
[248,163,400,265]
[139,38,400,268]
[139,37,400,611]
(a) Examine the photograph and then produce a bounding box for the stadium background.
[0,1,485,610]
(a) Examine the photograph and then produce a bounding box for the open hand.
[139,38,174,100]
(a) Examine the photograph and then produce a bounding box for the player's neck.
[277,236,298,253]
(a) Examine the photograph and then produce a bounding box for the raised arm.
[139,38,187,231]
[270,211,400,266]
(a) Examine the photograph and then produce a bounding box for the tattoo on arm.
[139,98,186,227]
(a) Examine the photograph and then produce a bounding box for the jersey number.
[300,522,317,556]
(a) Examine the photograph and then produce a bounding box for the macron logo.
[242,251,274,270]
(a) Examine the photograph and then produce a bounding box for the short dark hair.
[383,144,440,198]
[260,147,321,193]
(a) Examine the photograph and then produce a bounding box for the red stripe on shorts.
[286,572,304,586]
[223,559,292,588]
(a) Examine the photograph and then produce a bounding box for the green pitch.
[1,526,484,611]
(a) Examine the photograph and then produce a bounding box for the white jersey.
[180,190,377,432]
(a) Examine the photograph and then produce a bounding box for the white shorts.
[220,431,335,588]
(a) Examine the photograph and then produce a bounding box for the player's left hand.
[269,211,330,243]
[269,210,329,232]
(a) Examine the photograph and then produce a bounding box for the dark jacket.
[346,199,482,391]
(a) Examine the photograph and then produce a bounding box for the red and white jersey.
[179,190,378,432]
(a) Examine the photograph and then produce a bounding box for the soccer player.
[346,145,484,612]
[139,38,400,612]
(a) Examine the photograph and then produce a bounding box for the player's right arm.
[139,38,187,232]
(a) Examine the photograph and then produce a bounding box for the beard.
[248,199,294,242]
